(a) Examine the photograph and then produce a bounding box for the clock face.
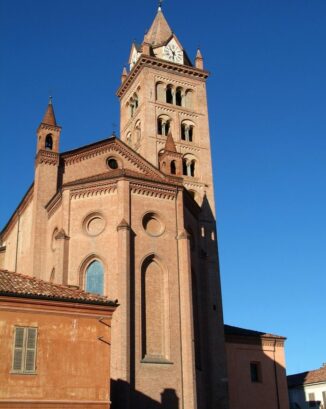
[163,42,183,64]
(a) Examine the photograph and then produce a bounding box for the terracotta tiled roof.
[224,324,286,339]
[0,269,117,306]
[288,365,326,387]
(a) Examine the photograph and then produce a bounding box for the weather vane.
[158,0,163,11]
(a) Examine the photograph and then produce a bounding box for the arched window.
[157,116,171,136]
[134,93,139,109]
[183,156,198,177]
[176,87,183,106]
[166,85,173,104]
[135,121,141,142]
[190,160,196,177]
[182,159,188,175]
[170,160,176,175]
[45,134,53,150]
[188,125,193,142]
[181,121,194,142]
[85,260,104,295]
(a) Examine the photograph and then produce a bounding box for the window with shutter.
[12,327,37,374]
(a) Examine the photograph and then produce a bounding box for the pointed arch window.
[85,260,104,295]
[45,134,53,150]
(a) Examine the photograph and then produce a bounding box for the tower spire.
[41,96,57,126]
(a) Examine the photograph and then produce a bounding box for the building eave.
[117,55,210,98]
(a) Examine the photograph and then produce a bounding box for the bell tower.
[117,6,229,409]
[117,6,215,213]
[31,98,61,279]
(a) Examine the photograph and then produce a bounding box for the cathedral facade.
[0,7,229,409]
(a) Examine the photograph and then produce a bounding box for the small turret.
[36,97,61,154]
[158,132,182,176]
[195,48,204,70]
[121,67,128,83]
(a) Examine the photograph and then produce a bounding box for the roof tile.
[0,269,116,306]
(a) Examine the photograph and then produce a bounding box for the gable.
[61,137,168,186]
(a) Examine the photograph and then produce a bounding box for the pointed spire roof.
[196,48,203,59]
[144,8,173,46]
[164,131,177,152]
[41,96,57,126]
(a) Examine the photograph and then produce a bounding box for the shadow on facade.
[111,379,179,409]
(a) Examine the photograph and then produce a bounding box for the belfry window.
[170,160,176,175]
[166,86,173,104]
[157,117,170,136]
[85,260,104,295]
[182,158,197,177]
[176,88,182,106]
[181,123,194,142]
[45,134,53,150]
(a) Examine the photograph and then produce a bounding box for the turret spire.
[195,48,204,70]
[41,96,57,126]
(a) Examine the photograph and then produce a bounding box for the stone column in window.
[162,121,166,136]
[187,160,192,177]
[185,125,190,142]
[172,89,176,105]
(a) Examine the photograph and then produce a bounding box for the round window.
[142,212,165,237]
[107,158,118,169]
[83,213,106,236]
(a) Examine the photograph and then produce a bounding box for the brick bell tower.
[31,98,62,279]
[117,5,229,409]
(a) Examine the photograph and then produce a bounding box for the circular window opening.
[83,213,106,236]
[142,212,164,237]
[107,158,118,170]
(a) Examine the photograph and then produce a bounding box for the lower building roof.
[0,269,117,306]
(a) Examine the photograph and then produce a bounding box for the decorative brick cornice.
[154,74,196,90]
[117,55,209,98]
[35,150,59,166]
[130,182,176,200]
[37,123,61,132]
[70,183,117,199]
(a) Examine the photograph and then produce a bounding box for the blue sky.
[0,0,325,375]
